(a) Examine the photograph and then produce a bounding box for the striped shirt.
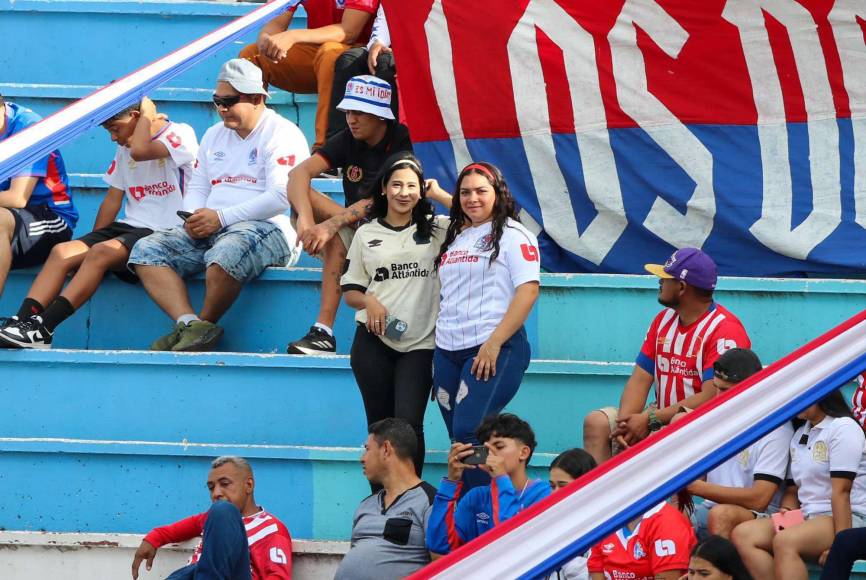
[852,374,866,429]
[637,303,750,409]
[435,218,540,351]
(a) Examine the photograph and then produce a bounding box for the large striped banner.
[0,0,300,183]
[410,310,866,579]
[383,0,866,277]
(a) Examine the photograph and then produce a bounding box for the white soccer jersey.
[435,218,540,351]
[184,108,309,246]
[103,121,198,230]
[704,422,793,510]
[341,215,449,352]
[790,416,866,517]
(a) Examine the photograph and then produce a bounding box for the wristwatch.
[647,408,663,432]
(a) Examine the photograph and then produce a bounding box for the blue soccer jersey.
[1,102,77,228]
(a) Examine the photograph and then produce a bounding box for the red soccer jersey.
[144,508,292,580]
[852,374,866,429]
[637,303,750,409]
[588,503,696,579]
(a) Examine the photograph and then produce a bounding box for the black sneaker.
[287,326,336,355]
[0,315,52,349]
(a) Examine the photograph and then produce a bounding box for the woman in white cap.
[341,152,451,478]
[731,390,866,580]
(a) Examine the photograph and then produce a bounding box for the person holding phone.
[426,413,549,556]
[341,152,451,477]
[0,98,197,348]
[731,390,866,580]
[431,162,541,491]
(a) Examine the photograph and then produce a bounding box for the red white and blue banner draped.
[384,0,866,277]
[409,309,866,579]
[0,0,300,184]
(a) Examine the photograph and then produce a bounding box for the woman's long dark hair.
[691,535,753,580]
[368,151,434,242]
[434,161,518,270]
[550,448,597,479]
[816,389,854,419]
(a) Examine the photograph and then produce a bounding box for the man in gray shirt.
[335,418,436,580]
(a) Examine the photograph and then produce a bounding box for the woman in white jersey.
[732,390,866,580]
[341,152,451,477]
[431,161,540,490]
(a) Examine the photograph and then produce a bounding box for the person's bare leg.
[583,410,613,464]
[309,188,345,223]
[316,235,347,328]
[136,265,195,320]
[707,504,756,539]
[26,241,90,306]
[773,516,834,580]
[59,240,130,308]
[199,264,242,323]
[0,208,17,297]
[732,517,776,580]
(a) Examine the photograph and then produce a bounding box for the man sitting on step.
[128,58,309,352]
[285,75,411,355]
[0,97,197,349]
[335,418,436,580]
[132,456,292,580]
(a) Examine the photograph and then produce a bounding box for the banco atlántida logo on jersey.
[374,262,432,282]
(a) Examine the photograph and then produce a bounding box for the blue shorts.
[691,500,773,542]
[128,221,296,283]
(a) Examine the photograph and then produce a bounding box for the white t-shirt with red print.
[103,121,198,231]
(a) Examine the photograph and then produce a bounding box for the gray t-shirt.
[335,482,436,580]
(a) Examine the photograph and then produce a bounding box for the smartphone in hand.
[462,445,489,465]
[177,210,193,221]
[771,509,804,532]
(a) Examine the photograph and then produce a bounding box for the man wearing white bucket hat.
[286,75,411,355]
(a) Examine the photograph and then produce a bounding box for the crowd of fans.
[2,2,866,579]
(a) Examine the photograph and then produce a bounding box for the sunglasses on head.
[212,94,243,109]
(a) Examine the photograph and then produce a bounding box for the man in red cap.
[582,247,751,463]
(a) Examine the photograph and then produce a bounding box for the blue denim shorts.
[128,221,296,283]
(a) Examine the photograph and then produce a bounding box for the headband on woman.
[390,159,422,172]
[462,162,495,181]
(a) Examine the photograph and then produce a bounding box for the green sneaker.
[150,322,188,351]
[171,320,224,352]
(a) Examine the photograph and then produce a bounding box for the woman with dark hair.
[341,152,452,476]
[545,449,597,580]
[688,535,753,580]
[428,161,540,490]
[732,390,866,580]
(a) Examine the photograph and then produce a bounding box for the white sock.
[177,314,200,325]
[313,322,333,336]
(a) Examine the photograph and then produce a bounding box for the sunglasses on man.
[212,94,243,109]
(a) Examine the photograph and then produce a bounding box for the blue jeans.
[167,501,251,580]
[128,221,296,283]
[819,526,866,579]
[433,327,530,490]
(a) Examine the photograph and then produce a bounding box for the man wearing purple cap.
[583,247,751,463]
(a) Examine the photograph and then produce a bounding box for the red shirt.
[293,0,375,44]
[853,374,866,429]
[637,303,750,409]
[144,508,292,579]
[588,503,695,579]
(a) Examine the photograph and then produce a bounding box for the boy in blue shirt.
[0,94,77,299]
[427,413,550,555]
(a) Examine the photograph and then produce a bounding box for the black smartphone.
[462,445,489,465]
[177,210,193,221]
[384,317,408,341]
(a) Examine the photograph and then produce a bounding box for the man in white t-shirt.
[687,348,792,540]
[129,59,309,352]
[0,97,197,349]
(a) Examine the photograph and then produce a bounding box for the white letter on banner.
[829,1,866,228]
[724,0,841,259]
[608,0,715,249]
[423,0,472,172]
[507,0,627,265]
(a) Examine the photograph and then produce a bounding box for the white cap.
[217,59,270,97]
[336,75,394,120]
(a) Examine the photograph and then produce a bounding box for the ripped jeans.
[433,327,531,490]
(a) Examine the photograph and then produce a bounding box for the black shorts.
[11,204,73,269]
[76,222,153,284]
[77,221,153,250]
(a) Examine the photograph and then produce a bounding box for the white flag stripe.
[247,523,279,546]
